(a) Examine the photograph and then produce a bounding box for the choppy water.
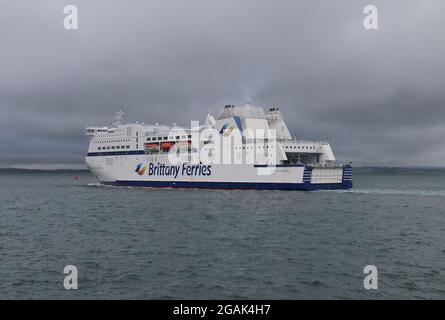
[0,168,444,299]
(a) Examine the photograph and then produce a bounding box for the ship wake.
[327,188,445,197]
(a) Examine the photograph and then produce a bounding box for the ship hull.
[104,180,352,191]
[85,154,352,191]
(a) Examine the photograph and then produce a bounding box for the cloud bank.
[1,0,444,167]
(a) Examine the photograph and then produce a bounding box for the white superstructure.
[85,104,352,190]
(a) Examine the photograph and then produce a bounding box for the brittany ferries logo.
[219,123,235,137]
[135,163,147,175]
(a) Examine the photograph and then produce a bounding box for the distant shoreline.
[1,167,445,174]
[0,168,89,173]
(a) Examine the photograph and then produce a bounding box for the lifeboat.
[145,143,158,149]
[161,142,173,150]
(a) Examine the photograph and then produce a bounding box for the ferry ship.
[85,103,352,190]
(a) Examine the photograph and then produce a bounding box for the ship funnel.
[266,107,292,140]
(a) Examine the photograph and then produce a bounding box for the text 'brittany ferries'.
[148,163,212,178]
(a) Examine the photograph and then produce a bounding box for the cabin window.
[147,138,151,141]
[176,136,180,139]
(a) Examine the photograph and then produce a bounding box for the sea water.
[0,168,444,299]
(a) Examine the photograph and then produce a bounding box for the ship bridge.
[217,103,266,120]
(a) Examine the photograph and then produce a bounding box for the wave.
[86,182,114,188]
[329,188,445,197]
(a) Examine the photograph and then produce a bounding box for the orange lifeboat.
[145,143,158,149]
[161,142,173,150]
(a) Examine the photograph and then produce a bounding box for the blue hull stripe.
[342,165,353,182]
[302,166,312,183]
[106,180,353,191]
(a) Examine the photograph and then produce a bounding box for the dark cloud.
[0,0,444,168]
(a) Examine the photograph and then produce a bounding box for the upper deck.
[86,106,337,165]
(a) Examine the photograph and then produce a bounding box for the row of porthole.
[285,145,314,149]
[95,139,131,144]
[206,146,275,151]
[97,145,131,150]
[147,135,192,141]
[234,146,274,149]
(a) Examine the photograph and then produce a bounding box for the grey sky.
[1,0,444,168]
